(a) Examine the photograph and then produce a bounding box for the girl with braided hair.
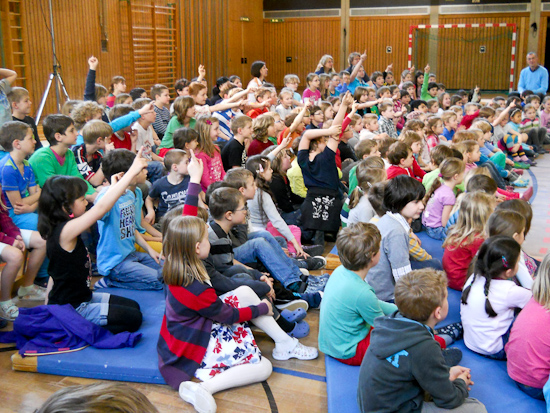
[460,235,532,360]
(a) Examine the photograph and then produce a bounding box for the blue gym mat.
[35,288,167,384]
[326,230,546,413]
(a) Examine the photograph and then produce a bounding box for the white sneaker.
[18,284,47,301]
[179,381,217,413]
[272,338,319,361]
[0,300,19,321]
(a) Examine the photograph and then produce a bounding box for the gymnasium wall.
[0,0,544,121]
[263,11,532,91]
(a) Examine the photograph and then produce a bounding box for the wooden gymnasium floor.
[0,152,548,412]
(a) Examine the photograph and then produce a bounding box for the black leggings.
[105,295,142,334]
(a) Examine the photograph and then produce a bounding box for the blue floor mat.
[326,344,545,413]
[326,232,545,412]
[36,288,166,384]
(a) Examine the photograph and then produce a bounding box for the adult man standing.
[518,52,548,96]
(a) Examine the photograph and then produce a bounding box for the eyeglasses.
[234,205,248,213]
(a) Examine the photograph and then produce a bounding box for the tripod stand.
[35,0,70,124]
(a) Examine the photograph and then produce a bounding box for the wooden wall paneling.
[20,0,126,120]
[539,12,549,66]
[263,18,340,90]
[438,14,529,91]
[349,16,430,80]
[179,0,227,96]
[242,0,264,83]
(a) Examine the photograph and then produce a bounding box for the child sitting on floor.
[506,253,550,400]
[343,167,386,227]
[157,211,317,413]
[461,235,532,360]
[194,116,225,192]
[422,158,465,241]
[368,175,426,302]
[246,154,309,258]
[358,268,486,413]
[37,152,147,333]
[386,141,421,181]
[145,149,191,226]
[319,222,398,365]
[487,209,534,289]
[443,192,494,291]
[93,148,163,290]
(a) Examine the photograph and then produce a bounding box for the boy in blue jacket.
[357,269,486,413]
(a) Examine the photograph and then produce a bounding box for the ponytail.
[461,235,521,317]
[349,187,364,210]
[423,158,464,204]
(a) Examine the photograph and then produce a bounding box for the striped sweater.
[157,181,269,389]
[157,281,269,389]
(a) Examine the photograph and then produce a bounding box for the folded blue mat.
[36,288,166,384]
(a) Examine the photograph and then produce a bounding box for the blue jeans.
[411,258,443,271]
[426,226,447,241]
[281,209,302,226]
[234,231,302,288]
[76,292,110,326]
[147,161,165,184]
[515,381,544,400]
[9,209,49,279]
[106,251,163,290]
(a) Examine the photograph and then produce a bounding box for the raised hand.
[187,149,204,184]
[198,64,206,78]
[128,147,148,177]
[138,102,154,116]
[88,56,99,71]
[424,64,430,73]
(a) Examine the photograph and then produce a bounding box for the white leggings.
[200,286,294,395]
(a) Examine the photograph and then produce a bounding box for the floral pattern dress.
[194,292,261,381]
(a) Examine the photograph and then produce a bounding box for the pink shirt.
[506,298,550,388]
[195,150,226,192]
[302,88,321,104]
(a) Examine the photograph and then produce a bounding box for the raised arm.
[84,56,98,101]
[492,101,516,127]
[350,51,367,82]
[333,92,353,126]
[60,148,148,243]
[0,68,17,86]
[289,103,312,134]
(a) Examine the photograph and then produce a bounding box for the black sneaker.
[0,318,7,329]
[305,256,327,271]
[303,244,325,257]
[442,348,463,367]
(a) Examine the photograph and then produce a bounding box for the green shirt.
[29,147,95,196]
[348,164,358,194]
[318,265,397,359]
[159,116,196,149]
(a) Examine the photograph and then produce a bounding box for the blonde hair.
[114,93,131,105]
[471,120,492,134]
[195,116,220,157]
[36,382,159,413]
[533,254,550,310]
[162,216,210,287]
[395,269,448,322]
[7,86,29,105]
[349,167,387,209]
[336,223,381,271]
[252,114,275,142]
[453,130,477,143]
[82,120,113,145]
[441,110,457,124]
[423,158,465,204]
[443,192,494,249]
[71,101,104,130]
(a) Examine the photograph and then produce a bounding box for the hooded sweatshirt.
[357,312,468,412]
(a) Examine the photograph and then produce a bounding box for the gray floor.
[522,153,549,260]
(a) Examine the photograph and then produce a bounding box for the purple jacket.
[0,305,141,356]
